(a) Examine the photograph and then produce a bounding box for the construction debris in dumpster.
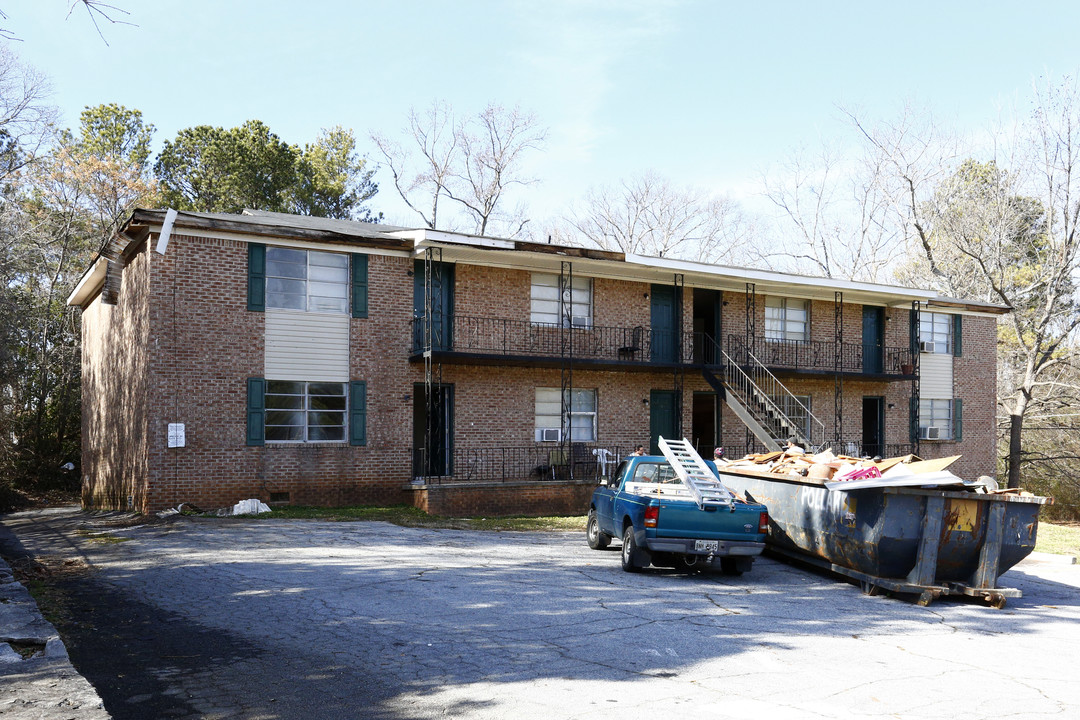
[715,449,1039,496]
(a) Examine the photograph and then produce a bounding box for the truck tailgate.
[655,499,760,540]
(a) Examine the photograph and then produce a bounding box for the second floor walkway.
[410,314,915,378]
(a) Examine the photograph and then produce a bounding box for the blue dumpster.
[717,469,1052,607]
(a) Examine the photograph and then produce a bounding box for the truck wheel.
[621,525,642,572]
[587,510,610,550]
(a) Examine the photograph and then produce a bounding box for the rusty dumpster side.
[718,470,1051,606]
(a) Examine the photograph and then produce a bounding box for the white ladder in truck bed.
[658,436,734,510]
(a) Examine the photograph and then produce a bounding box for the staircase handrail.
[720,343,826,449]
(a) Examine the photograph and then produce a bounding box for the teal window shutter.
[953,398,963,441]
[953,314,963,356]
[351,254,368,318]
[246,378,265,446]
[350,380,367,446]
[248,243,266,312]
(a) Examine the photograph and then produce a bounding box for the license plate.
[694,540,719,552]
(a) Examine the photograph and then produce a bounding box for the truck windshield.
[630,462,680,484]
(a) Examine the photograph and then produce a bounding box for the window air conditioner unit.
[570,315,591,328]
[920,426,941,440]
[540,428,562,442]
[919,341,941,354]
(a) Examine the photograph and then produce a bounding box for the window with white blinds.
[530,273,592,327]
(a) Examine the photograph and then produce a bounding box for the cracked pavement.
[2,506,1079,720]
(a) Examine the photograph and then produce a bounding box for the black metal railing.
[823,436,915,459]
[412,314,720,366]
[412,444,633,485]
[728,335,913,375]
[410,314,913,375]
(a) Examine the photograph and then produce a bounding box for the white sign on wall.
[167,423,186,448]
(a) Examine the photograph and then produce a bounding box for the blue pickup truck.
[587,454,769,574]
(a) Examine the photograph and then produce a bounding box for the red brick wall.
[78,232,1002,513]
[81,246,151,509]
[136,234,424,512]
[923,314,998,480]
[415,480,597,517]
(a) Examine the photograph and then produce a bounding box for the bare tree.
[764,104,955,282]
[0,45,55,180]
[994,78,1080,488]
[372,101,546,237]
[371,101,458,230]
[890,81,1080,489]
[1,2,134,44]
[843,103,959,286]
[446,104,546,237]
[567,170,757,264]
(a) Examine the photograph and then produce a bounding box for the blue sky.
[8,1,1080,230]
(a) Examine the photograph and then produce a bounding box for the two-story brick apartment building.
[68,208,1007,515]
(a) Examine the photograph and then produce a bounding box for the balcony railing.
[413,444,633,485]
[409,314,912,375]
[412,314,704,365]
[729,335,914,376]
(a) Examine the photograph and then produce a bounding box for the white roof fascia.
[398,228,516,252]
[624,254,937,305]
[389,231,948,307]
[67,256,108,307]
[409,242,624,278]
[133,223,413,258]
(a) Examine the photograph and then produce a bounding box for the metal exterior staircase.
[697,335,825,452]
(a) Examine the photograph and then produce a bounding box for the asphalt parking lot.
[2,507,1080,720]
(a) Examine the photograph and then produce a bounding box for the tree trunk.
[1007,413,1023,488]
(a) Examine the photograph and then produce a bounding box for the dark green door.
[862,396,884,458]
[649,390,678,454]
[413,261,454,352]
[651,284,677,362]
[413,383,454,476]
[862,306,884,374]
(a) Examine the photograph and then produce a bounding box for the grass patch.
[75,529,131,544]
[1035,521,1080,558]
[234,504,588,532]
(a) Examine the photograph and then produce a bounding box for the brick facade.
[76,212,1004,516]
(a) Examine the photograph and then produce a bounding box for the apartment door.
[862,306,884,374]
[413,383,454,477]
[649,390,678,455]
[862,396,884,458]
[413,260,454,352]
[692,289,721,364]
[651,284,678,362]
[691,392,718,456]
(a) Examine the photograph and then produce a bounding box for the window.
[919,399,954,440]
[530,273,592,327]
[630,462,680,484]
[265,381,347,442]
[266,247,349,313]
[765,297,808,342]
[919,312,952,354]
[535,388,597,442]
